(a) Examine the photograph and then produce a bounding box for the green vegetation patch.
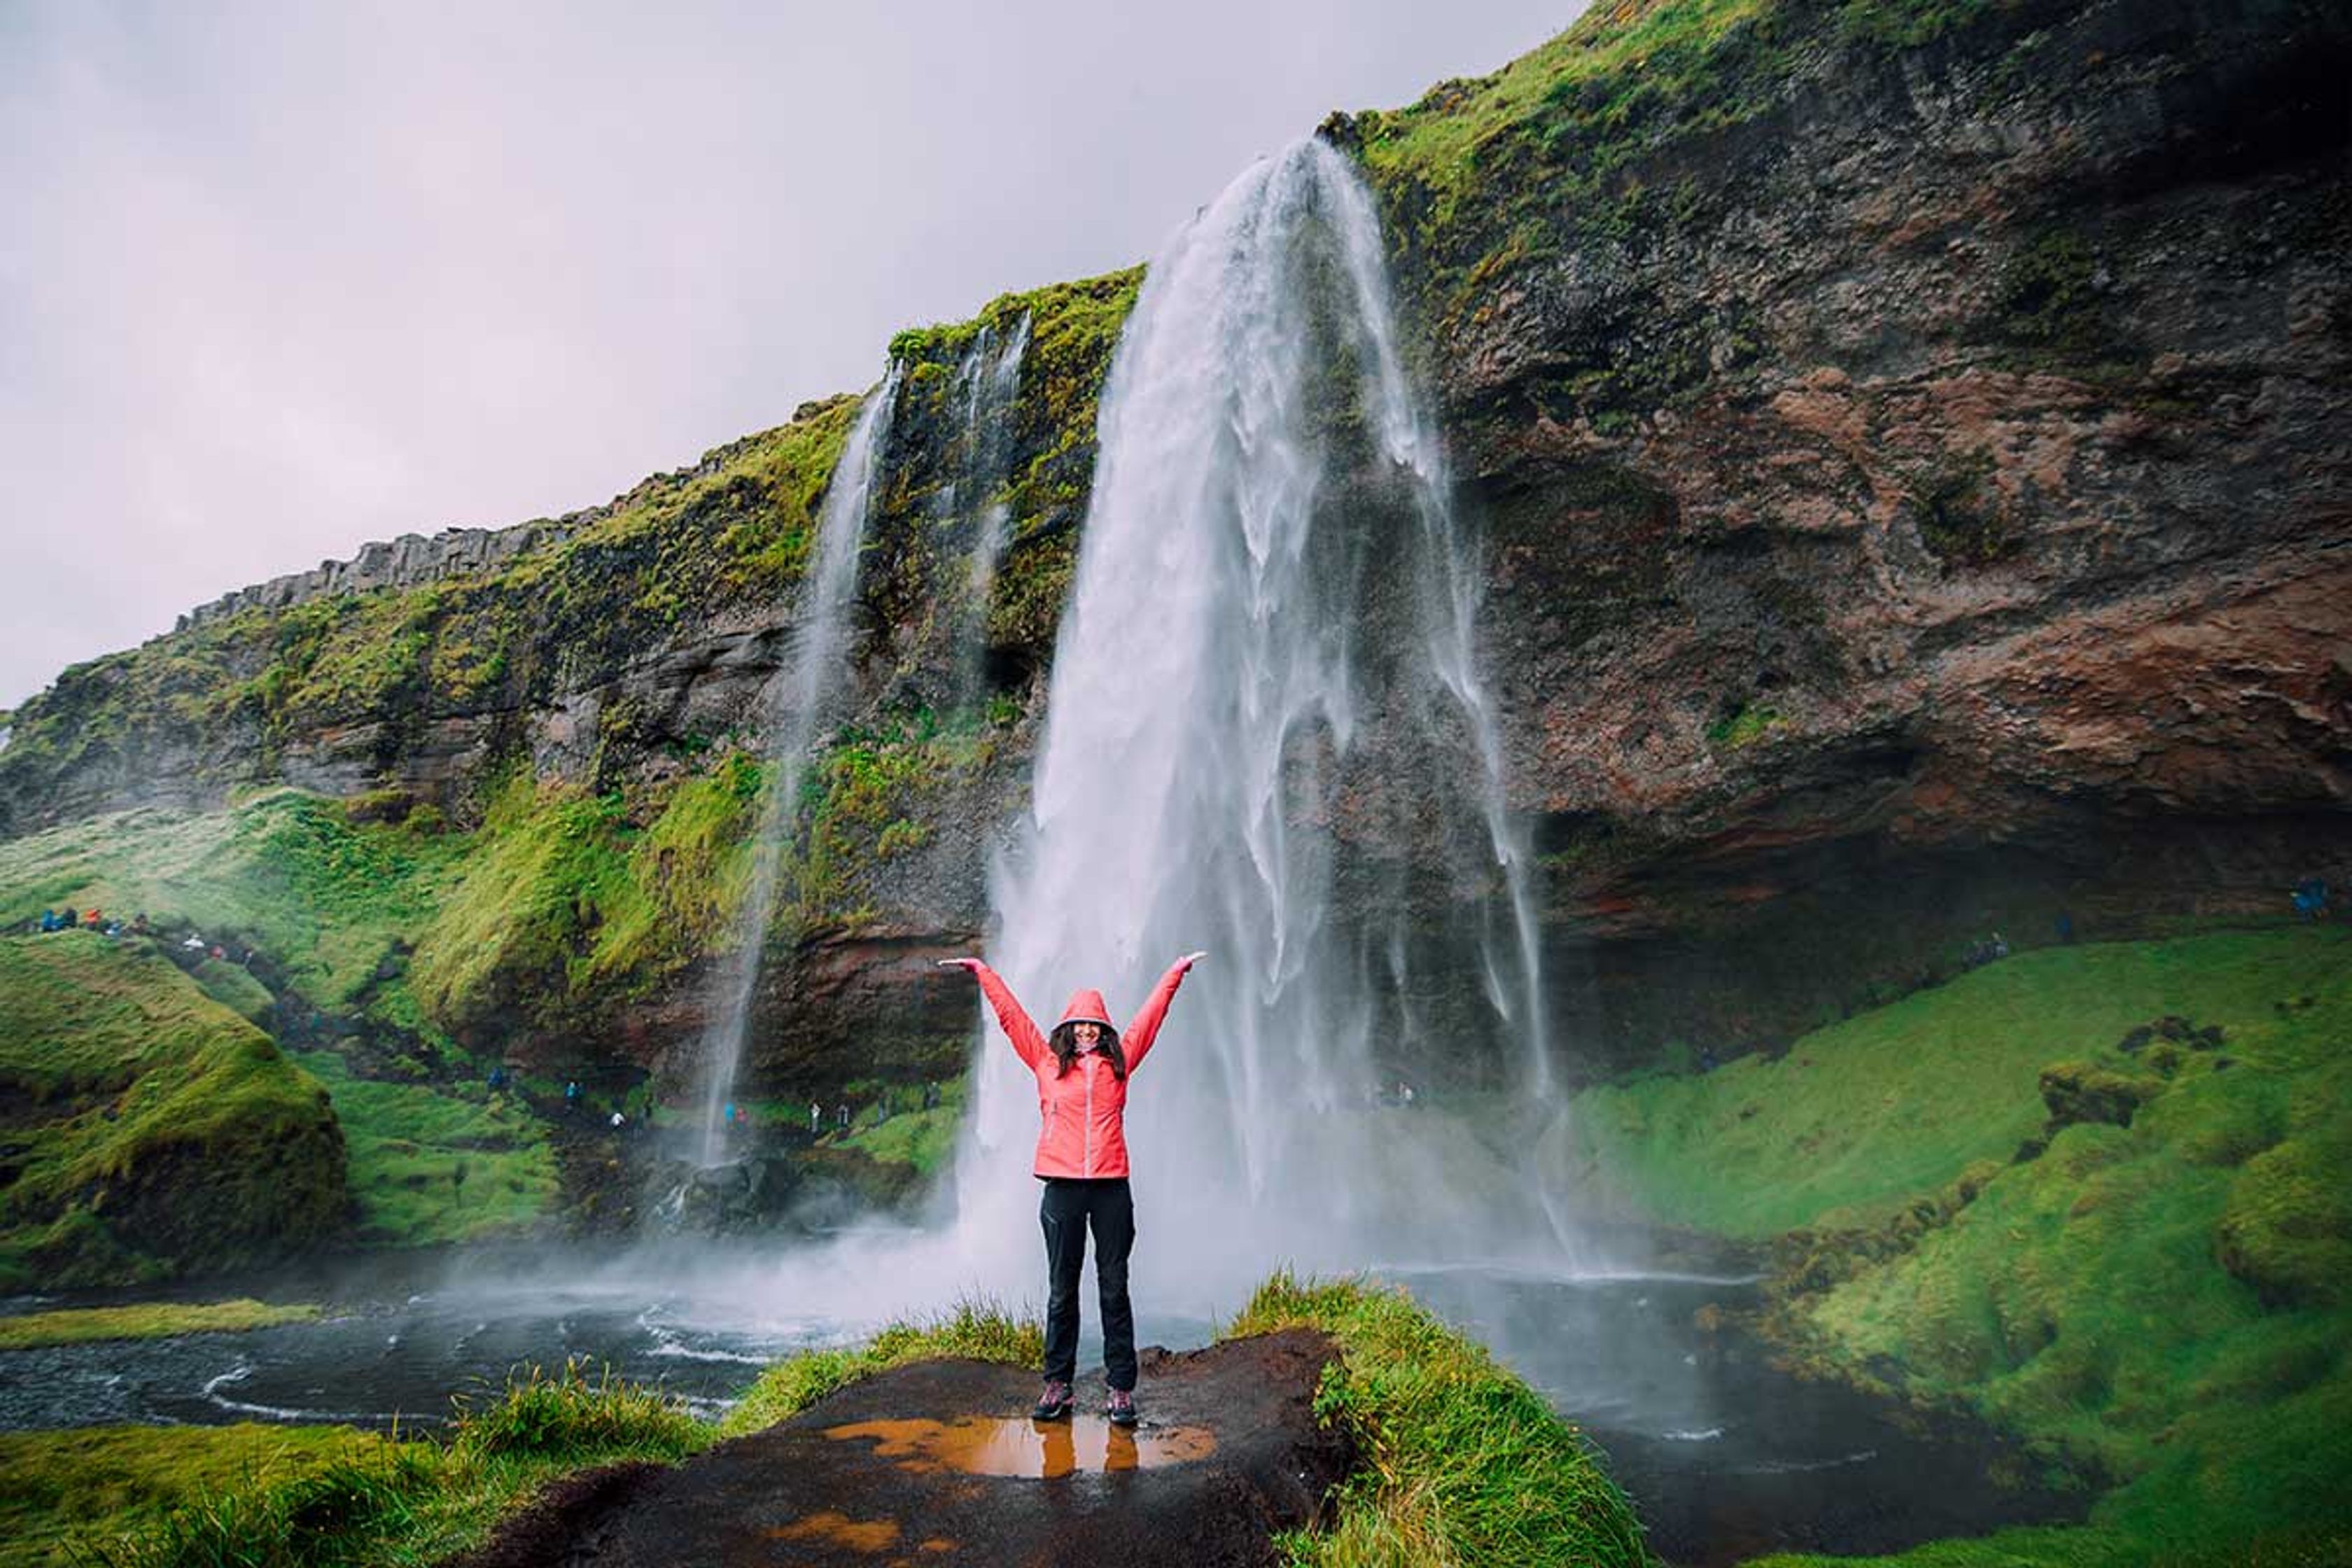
[0,934,346,1289]
[1576,923,2351,1567]
[0,790,465,1030]
[0,1299,319,1351]
[1225,1271,1647,1567]
[1564,928,2345,1238]
[74,1364,710,1568]
[719,1297,1043,1438]
[830,1077,968,1177]
[407,757,762,1040]
[294,1051,556,1248]
[0,1423,374,1568]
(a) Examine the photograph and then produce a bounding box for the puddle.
[822,1415,1217,1478]
[766,1509,904,1551]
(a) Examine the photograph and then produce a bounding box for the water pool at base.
[0,1245,2079,1564]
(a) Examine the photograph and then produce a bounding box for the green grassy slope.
[0,934,347,1288]
[1567,925,2352,1566]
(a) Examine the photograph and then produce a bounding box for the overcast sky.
[0,1,1581,710]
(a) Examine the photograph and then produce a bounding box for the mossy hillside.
[295,1050,558,1248]
[0,934,346,1289]
[0,790,462,1028]
[1224,1271,1649,1568]
[0,1299,320,1351]
[405,755,764,1041]
[0,403,866,828]
[1570,924,2351,1567]
[1561,928,2344,1238]
[778,703,1016,934]
[0,1423,376,1568]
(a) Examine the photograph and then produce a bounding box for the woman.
[941,951,1204,1426]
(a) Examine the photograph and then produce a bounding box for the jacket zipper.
[1082,1057,1096,1177]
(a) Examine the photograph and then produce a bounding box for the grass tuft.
[1225,1270,1650,1567]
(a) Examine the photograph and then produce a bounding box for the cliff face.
[1345,0,2352,1058]
[1,0,2344,1088]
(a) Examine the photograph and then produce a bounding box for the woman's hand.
[937,957,983,974]
[1178,951,1208,972]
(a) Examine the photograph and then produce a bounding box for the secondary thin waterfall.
[941,317,1032,701]
[949,138,1564,1301]
[696,367,900,1164]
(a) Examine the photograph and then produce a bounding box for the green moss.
[294,1050,556,1247]
[830,1079,967,1177]
[1705,700,1782,749]
[0,1299,319,1351]
[0,1424,374,1568]
[0,791,465,1024]
[1995,227,2107,354]
[406,756,765,1040]
[1574,923,2351,1565]
[1564,927,2347,1238]
[0,934,347,1289]
[782,707,1007,933]
[1224,1271,1648,1567]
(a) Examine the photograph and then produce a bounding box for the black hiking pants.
[1040,1176,1137,1392]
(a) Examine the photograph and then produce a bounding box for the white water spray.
[946,139,1567,1308]
[696,368,901,1164]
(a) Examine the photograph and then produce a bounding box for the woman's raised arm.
[1121,952,1205,1074]
[939,958,1049,1070]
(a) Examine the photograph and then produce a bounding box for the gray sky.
[0,1,1580,710]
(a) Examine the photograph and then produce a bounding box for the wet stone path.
[456,1329,1350,1567]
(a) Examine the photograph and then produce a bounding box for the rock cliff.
[1,0,2344,1091]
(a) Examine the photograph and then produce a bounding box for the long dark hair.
[1048,1020,1125,1080]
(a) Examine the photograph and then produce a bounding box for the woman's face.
[1072,1021,1102,1051]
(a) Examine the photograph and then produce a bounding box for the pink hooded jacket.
[970,958,1194,1180]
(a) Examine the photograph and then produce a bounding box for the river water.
[0,1238,2077,1564]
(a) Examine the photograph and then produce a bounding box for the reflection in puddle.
[766,1509,901,1550]
[822,1415,1217,1478]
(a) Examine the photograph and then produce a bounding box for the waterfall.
[956,313,1032,610]
[695,366,901,1166]
[948,138,1566,1303]
[939,316,1032,701]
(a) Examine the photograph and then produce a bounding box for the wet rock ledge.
[453,1328,1350,1567]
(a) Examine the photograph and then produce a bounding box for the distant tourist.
[809,1100,822,1134]
[2292,876,2330,921]
[36,909,55,932]
[132,913,150,937]
[182,932,206,951]
[938,949,1203,1430]
[610,1110,626,1130]
[836,1102,849,1130]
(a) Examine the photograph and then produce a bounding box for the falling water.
[949,139,1565,1301]
[939,317,1032,699]
[696,367,901,1165]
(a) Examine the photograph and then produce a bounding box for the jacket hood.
[1056,989,1114,1030]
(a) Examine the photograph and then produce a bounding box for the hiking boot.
[1031,1380,1073,1421]
[1105,1387,1138,1428]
